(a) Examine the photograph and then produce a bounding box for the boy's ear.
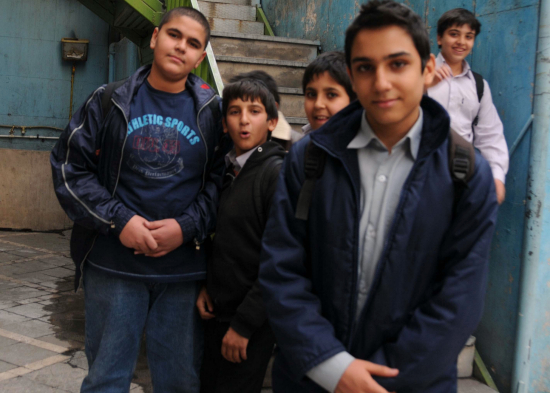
[267,118,278,132]
[150,27,160,50]
[436,34,442,48]
[194,51,208,70]
[222,117,228,134]
[423,53,437,87]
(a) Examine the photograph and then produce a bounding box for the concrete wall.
[261,0,541,392]
[0,0,110,230]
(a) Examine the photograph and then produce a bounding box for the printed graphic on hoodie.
[126,113,200,178]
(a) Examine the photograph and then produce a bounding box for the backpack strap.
[471,71,484,131]
[254,155,284,226]
[295,140,327,221]
[101,79,126,119]
[448,128,475,211]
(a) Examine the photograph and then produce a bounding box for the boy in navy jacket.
[259,1,499,392]
[196,79,285,393]
[50,7,224,392]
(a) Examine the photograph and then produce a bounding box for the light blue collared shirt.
[306,109,423,393]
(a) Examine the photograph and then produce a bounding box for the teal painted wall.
[0,0,110,151]
[261,0,542,392]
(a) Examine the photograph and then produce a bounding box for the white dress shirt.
[428,53,509,183]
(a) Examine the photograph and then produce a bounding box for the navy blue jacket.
[259,97,499,392]
[51,65,225,289]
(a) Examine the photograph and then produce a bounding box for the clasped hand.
[119,216,183,257]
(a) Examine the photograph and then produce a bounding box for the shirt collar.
[436,52,472,79]
[302,123,313,135]
[224,147,257,172]
[347,109,423,160]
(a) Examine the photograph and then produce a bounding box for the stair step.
[216,56,308,89]
[200,0,257,5]
[211,35,318,63]
[198,1,256,21]
[457,378,497,393]
[207,17,264,34]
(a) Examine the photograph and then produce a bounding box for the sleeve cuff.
[490,165,506,184]
[111,208,136,237]
[306,351,355,392]
[230,314,256,339]
[175,214,198,244]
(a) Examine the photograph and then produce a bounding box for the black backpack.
[295,129,475,221]
[471,71,484,130]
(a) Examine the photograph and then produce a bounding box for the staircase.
[204,0,320,133]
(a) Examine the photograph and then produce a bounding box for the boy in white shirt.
[428,8,508,204]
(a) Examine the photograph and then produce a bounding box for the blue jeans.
[81,266,203,393]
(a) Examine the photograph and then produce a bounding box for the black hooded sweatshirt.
[207,140,286,338]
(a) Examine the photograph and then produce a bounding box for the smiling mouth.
[373,99,397,108]
[169,55,184,63]
[314,116,329,123]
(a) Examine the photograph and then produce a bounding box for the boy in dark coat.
[197,79,286,393]
[259,1,499,392]
[50,7,224,392]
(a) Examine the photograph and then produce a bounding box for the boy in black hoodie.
[196,78,285,393]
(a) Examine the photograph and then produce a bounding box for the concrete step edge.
[211,31,321,46]
[198,1,256,21]
[279,87,303,95]
[286,117,308,125]
[216,55,309,68]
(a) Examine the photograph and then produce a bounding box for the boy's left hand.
[137,219,183,257]
[495,179,506,205]
[221,327,249,363]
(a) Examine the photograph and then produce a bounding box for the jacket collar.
[311,96,450,162]
[111,65,218,118]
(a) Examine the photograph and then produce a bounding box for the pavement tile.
[39,334,84,350]
[14,272,63,285]
[0,301,20,310]
[0,254,24,264]
[0,309,31,326]
[0,319,56,339]
[0,233,70,254]
[0,335,18,348]
[5,303,51,319]
[0,244,23,251]
[0,342,58,367]
[6,248,49,258]
[0,360,18,373]
[41,267,75,279]
[0,287,50,302]
[23,361,87,393]
[36,256,73,267]
[0,376,67,392]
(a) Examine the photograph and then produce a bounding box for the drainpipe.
[108,43,116,83]
[511,0,550,392]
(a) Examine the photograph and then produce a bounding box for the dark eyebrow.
[351,51,412,63]
[166,28,182,36]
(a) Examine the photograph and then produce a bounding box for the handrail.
[256,6,275,37]
[165,0,225,96]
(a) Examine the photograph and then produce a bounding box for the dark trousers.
[200,319,275,393]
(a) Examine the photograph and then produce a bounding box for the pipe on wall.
[511,0,549,391]
[109,42,116,83]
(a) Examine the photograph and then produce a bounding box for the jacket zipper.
[193,95,218,251]
[310,141,361,347]
[77,97,129,290]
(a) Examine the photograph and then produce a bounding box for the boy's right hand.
[335,360,399,393]
[427,64,452,88]
[196,286,215,320]
[119,215,158,255]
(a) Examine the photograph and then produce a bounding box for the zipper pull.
[194,239,201,251]
[110,222,115,229]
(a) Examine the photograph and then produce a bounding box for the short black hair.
[158,7,211,48]
[229,71,280,105]
[345,0,431,71]
[222,79,279,121]
[437,8,481,46]
[302,51,357,101]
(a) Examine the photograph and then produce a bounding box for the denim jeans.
[81,265,203,393]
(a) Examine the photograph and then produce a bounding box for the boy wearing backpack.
[196,79,286,393]
[50,7,224,392]
[259,1,499,392]
[427,8,508,204]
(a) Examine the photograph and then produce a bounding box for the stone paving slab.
[0,342,58,367]
[0,376,71,392]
